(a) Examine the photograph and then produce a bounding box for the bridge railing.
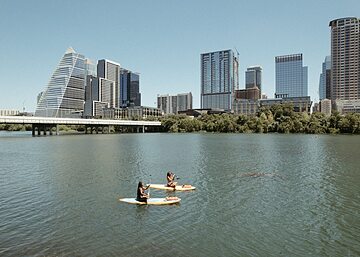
[0,116,162,126]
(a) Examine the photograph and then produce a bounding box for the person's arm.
[139,187,146,197]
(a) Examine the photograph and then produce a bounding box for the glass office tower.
[97,59,121,107]
[275,54,308,98]
[200,49,239,111]
[35,47,92,117]
[245,66,262,98]
[120,69,141,107]
[319,56,331,100]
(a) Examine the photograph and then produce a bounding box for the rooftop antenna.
[234,47,239,59]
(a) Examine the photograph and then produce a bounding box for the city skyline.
[1,0,360,112]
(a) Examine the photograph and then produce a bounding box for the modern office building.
[157,92,192,115]
[97,59,121,107]
[275,54,308,98]
[84,64,141,118]
[245,66,262,98]
[319,56,331,100]
[329,17,360,109]
[200,49,239,111]
[120,69,141,107]
[35,47,94,117]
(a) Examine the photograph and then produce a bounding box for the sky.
[0,0,359,112]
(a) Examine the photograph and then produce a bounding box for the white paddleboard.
[119,197,181,205]
[148,184,196,191]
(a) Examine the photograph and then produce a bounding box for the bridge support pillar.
[32,125,36,136]
[142,125,145,133]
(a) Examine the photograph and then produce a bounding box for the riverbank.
[161,104,360,134]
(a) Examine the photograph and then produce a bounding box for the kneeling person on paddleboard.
[137,182,150,203]
[166,171,177,188]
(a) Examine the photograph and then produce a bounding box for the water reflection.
[0,133,359,256]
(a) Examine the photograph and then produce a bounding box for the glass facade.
[35,47,92,117]
[97,60,121,107]
[319,56,331,100]
[201,49,239,110]
[275,54,308,98]
[120,69,141,107]
[245,66,262,88]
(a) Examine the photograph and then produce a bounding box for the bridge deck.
[0,116,162,126]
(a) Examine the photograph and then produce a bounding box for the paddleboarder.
[136,181,150,203]
[166,171,177,188]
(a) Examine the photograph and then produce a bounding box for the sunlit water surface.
[0,132,359,256]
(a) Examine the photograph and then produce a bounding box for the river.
[0,132,359,256]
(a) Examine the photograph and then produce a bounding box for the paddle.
[148,174,151,199]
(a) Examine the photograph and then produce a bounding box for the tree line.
[160,103,360,134]
[1,103,359,134]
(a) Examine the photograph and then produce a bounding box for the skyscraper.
[275,54,308,98]
[35,47,94,117]
[200,49,239,111]
[319,56,331,100]
[329,17,360,102]
[120,69,141,107]
[97,59,121,108]
[245,66,262,98]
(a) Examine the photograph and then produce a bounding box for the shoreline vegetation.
[1,104,359,134]
[160,104,360,134]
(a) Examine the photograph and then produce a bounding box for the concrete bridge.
[0,116,162,136]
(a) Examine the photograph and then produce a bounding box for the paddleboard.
[148,184,196,191]
[119,197,181,205]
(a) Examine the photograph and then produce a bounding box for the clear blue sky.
[0,0,359,112]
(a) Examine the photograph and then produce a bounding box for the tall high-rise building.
[329,17,360,102]
[157,92,192,114]
[120,69,141,107]
[200,49,239,111]
[35,47,94,117]
[245,66,262,98]
[319,56,331,100]
[97,59,121,107]
[275,54,308,98]
[245,66,262,88]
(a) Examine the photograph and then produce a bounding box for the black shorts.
[137,197,147,203]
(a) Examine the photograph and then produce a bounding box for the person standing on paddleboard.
[166,171,177,188]
[137,182,150,203]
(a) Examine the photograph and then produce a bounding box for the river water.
[0,132,359,256]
